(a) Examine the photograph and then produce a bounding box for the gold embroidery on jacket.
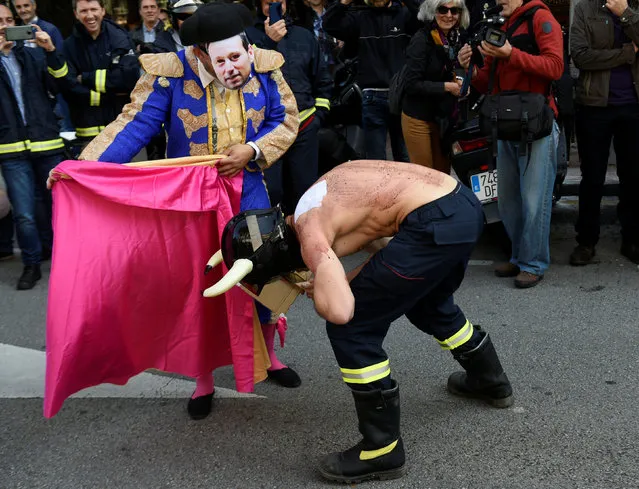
[256,69,299,167]
[242,76,261,97]
[185,47,200,78]
[246,107,265,133]
[177,108,208,139]
[80,73,157,161]
[239,87,248,144]
[183,79,204,100]
[189,142,209,156]
[253,48,285,73]
[139,52,183,77]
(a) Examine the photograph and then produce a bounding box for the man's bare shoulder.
[292,212,334,271]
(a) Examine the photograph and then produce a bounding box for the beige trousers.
[401,112,451,174]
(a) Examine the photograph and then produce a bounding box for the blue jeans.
[497,122,558,276]
[361,90,408,162]
[0,154,62,265]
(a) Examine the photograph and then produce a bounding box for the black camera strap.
[487,6,542,94]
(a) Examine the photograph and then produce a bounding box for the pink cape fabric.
[44,160,256,418]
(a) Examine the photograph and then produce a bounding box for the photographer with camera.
[401,0,469,174]
[457,0,563,289]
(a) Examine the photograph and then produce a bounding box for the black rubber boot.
[447,330,514,408]
[318,380,406,483]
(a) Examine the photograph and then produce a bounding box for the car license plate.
[470,170,498,203]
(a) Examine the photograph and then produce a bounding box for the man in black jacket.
[0,6,66,289]
[59,0,140,152]
[323,0,420,161]
[130,0,176,54]
[247,0,333,214]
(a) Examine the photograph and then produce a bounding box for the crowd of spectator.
[0,0,638,292]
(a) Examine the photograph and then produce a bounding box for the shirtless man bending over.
[204,160,514,484]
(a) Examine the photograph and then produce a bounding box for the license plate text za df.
[471,170,498,202]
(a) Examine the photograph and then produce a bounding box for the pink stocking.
[192,372,214,399]
[262,323,287,371]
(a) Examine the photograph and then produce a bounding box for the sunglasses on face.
[436,6,461,15]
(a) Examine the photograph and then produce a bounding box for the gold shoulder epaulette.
[253,47,285,73]
[139,53,184,78]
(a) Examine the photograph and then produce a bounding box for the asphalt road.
[1,197,638,489]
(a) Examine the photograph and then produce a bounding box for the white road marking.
[0,343,264,399]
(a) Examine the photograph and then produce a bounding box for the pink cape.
[44,160,264,418]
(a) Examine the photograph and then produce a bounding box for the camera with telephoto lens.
[467,6,507,66]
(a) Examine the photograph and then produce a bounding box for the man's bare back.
[292,160,458,260]
[288,161,459,324]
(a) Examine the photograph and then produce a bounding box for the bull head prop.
[202,206,306,298]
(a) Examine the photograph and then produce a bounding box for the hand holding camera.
[478,39,513,59]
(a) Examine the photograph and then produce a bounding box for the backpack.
[388,30,429,116]
[388,65,408,116]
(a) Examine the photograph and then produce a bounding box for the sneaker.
[17,264,42,290]
[569,245,596,266]
[621,242,639,264]
[494,262,520,277]
[514,271,543,289]
[0,251,14,261]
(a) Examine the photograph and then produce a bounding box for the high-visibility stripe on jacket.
[0,45,66,161]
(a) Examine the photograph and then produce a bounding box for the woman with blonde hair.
[400,0,469,173]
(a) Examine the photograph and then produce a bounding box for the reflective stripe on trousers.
[340,359,391,385]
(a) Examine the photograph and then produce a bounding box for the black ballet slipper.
[267,367,302,388]
[187,391,214,420]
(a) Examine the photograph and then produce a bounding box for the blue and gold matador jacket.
[80,46,299,212]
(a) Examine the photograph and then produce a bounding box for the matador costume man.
[72,2,300,419]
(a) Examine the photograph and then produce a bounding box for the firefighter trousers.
[327,183,484,391]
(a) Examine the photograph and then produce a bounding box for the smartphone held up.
[5,25,36,42]
[269,2,283,25]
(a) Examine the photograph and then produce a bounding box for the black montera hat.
[179,2,253,46]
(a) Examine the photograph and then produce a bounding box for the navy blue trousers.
[327,183,484,391]
[264,116,320,216]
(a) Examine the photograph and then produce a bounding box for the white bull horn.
[202,259,253,297]
[204,250,223,275]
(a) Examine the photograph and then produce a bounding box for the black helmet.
[202,206,306,297]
